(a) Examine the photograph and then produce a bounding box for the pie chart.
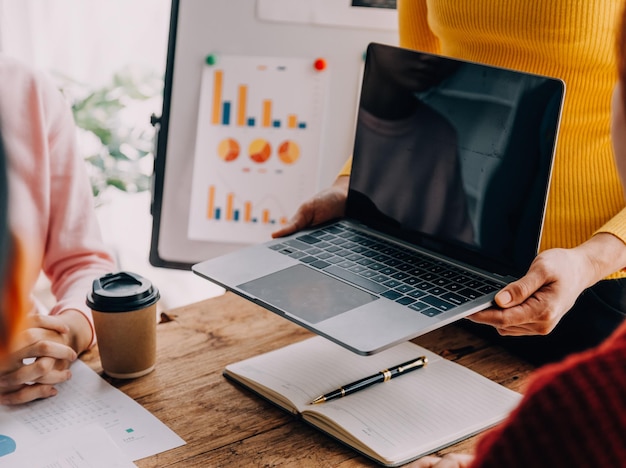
[0,435,16,456]
[277,140,300,164]
[249,139,271,163]
[217,138,240,162]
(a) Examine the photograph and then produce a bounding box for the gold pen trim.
[311,395,326,405]
[398,356,428,372]
[382,369,392,382]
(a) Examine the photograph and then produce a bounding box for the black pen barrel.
[316,356,427,403]
[344,373,385,395]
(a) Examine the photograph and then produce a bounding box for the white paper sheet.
[0,361,185,465]
[4,424,136,468]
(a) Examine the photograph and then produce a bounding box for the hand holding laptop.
[468,232,626,336]
[271,175,349,239]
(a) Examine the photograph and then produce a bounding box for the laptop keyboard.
[269,222,504,318]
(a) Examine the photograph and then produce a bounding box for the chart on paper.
[0,361,184,465]
[188,54,330,244]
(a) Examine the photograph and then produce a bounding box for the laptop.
[193,43,565,355]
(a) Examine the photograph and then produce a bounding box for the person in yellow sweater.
[273,0,626,364]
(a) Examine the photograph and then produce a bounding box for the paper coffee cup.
[86,271,160,379]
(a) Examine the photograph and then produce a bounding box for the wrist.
[576,233,626,286]
[56,309,93,355]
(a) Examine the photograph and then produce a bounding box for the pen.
[309,356,428,405]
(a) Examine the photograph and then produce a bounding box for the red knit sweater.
[471,320,626,467]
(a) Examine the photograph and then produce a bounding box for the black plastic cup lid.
[86,271,160,312]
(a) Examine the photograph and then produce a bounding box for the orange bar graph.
[262,100,272,127]
[205,185,289,224]
[244,202,252,222]
[209,68,308,129]
[226,193,234,220]
[237,85,248,126]
[207,186,216,219]
[212,70,224,125]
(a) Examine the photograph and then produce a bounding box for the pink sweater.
[0,55,116,345]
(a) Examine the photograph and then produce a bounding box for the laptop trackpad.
[238,264,378,324]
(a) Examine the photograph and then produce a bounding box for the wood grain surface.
[80,292,534,467]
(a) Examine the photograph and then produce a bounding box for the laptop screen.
[346,43,563,277]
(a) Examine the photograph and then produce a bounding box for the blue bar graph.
[222,102,231,125]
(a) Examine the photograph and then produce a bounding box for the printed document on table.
[3,424,136,468]
[0,360,185,465]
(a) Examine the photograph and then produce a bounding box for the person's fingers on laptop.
[465,268,552,330]
[465,306,530,330]
[468,279,573,336]
[493,274,547,309]
[493,248,580,309]
[491,249,583,306]
[271,179,349,238]
[466,306,554,336]
[468,276,568,334]
[271,196,323,238]
[271,207,311,238]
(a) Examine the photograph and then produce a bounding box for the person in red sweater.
[408,6,626,468]
[410,321,626,468]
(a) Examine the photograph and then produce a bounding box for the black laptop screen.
[346,43,563,277]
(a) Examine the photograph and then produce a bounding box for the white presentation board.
[150,0,398,268]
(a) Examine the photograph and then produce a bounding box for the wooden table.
[81,292,535,467]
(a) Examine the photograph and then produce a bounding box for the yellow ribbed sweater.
[341,0,626,278]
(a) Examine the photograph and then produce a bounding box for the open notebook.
[224,336,521,466]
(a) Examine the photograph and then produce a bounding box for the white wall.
[0,0,171,84]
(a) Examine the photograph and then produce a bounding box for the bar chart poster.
[188,54,330,244]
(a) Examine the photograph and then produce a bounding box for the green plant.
[58,68,163,198]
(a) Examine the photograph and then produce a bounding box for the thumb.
[495,271,544,308]
[494,288,513,308]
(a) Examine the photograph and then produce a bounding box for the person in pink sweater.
[0,55,116,405]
